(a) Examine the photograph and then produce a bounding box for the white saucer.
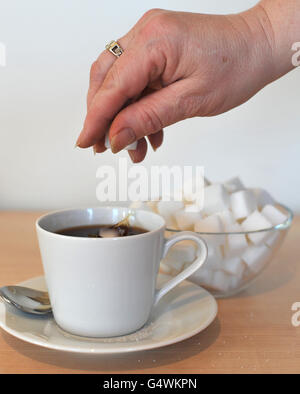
[0,274,217,354]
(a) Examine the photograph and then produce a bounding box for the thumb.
[109,80,194,153]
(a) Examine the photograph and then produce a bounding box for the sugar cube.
[174,209,202,230]
[242,244,272,273]
[241,210,272,244]
[261,204,287,226]
[189,267,214,287]
[163,242,197,272]
[251,188,275,208]
[157,200,184,228]
[194,215,225,245]
[202,184,230,215]
[222,256,245,277]
[105,131,137,150]
[194,214,224,233]
[211,270,231,292]
[217,210,235,231]
[230,190,257,220]
[201,241,223,270]
[228,275,244,290]
[181,176,205,204]
[224,223,248,257]
[223,176,245,193]
[264,230,281,248]
[184,204,202,213]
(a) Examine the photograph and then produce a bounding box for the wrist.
[225,8,277,91]
[250,0,299,79]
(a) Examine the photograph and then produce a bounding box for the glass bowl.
[162,203,293,298]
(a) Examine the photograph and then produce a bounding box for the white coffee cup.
[36,206,208,337]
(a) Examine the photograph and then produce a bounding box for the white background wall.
[0,0,299,211]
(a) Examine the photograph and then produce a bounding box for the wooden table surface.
[0,211,300,374]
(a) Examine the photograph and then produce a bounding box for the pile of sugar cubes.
[130,176,288,294]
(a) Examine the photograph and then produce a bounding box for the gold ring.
[105,40,124,58]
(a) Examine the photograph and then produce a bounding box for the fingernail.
[128,149,141,163]
[75,129,85,148]
[111,128,136,153]
[128,150,137,163]
[75,137,82,148]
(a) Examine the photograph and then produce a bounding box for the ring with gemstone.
[105,40,124,58]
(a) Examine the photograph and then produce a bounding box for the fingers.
[92,86,164,158]
[87,56,115,111]
[108,79,192,153]
[147,129,164,151]
[125,130,162,163]
[87,10,163,111]
[93,135,107,154]
[87,36,131,110]
[76,41,166,148]
[128,138,148,163]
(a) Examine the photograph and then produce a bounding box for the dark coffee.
[56,224,147,238]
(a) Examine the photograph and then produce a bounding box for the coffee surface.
[56,224,147,238]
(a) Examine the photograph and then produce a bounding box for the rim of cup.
[36,206,166,241]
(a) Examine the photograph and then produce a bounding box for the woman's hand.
[76,3,295,162]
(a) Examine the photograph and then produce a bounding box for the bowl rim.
[165,203,293,235]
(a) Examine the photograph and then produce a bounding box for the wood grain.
[0,211,299,374]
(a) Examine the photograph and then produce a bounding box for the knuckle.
[151,12,177,32]
[139,11,180,45]
[104,64,121,90]
[140,8,163,22]
[137,105,163,134]
[102,64,129,100]
[139,23,155,41]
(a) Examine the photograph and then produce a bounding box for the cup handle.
[154,231,208,306]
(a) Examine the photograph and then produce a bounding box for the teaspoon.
[0,286,52,315]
